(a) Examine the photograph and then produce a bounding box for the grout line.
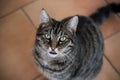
[103,55,120,76]
[104,30,120,40]
[0,8,20,19]
[103,0,120,76]
[104,0,120,76]
[21,8,37,30]
[0,0,39,19]
[104,30,120,76]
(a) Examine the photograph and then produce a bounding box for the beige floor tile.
[24,0,106,27]
[100,15,120,38]
[0,0,34,17]
[0,10,39,80]
[23,0,42,27]
[93,57,120,80]
[104,32,120,73]
[33,74,46,80]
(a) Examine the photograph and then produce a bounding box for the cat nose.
[49,48,57,55]
[51,48,54,51]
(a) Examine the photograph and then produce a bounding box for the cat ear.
[67,16,78,32]
[40,9,50,23]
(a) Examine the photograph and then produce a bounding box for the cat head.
[35,9,79,59]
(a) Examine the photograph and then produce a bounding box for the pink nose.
[51,48,54,51]
[49,47,57,55]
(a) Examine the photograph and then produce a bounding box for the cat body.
[33,3,120,80]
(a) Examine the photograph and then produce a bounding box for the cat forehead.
[50,26,66,35]
[40,25,70,37]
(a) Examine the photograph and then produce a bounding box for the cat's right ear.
[40,8,50,24]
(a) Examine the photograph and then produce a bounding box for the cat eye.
[59,36,67,42]
[43,34,51,39]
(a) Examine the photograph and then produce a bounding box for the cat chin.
[37,59,72,80]
[38,65,72,80]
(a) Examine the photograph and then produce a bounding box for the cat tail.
[89,3,120,26]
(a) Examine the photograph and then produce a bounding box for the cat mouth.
[49,51,57,55]
[34,49,72,72]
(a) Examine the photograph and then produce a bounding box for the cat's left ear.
[40,9,50,23]
[67,16,78,32]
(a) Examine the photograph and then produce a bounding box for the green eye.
[60,36,67,42]
[44,34,51,39]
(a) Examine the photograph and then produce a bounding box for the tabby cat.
[33,3,120,80]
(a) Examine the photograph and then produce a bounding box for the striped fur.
[33,3,120,80]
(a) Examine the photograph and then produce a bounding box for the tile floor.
[0,0,120,80]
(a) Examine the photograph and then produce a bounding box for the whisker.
[62,52,74,63]
[67,54,74,62]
